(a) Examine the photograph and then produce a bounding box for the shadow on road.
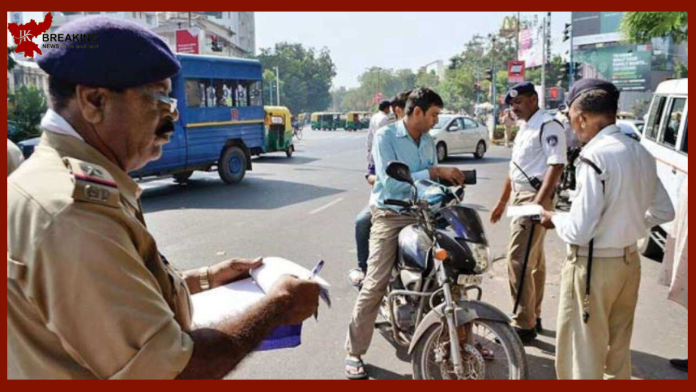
[632,350,689,380]
[364,364,412,380]
[444,156,510,165]
[253,155,320,165]
[141,177,343,213]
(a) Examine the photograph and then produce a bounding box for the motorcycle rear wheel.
[412,319,528,380]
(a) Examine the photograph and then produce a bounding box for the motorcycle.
[556,147,582,209]
[378,161,528,380]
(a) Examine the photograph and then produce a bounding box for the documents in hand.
[507,204,544,219]
[191,257,331,351]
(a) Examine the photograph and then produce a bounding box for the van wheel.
[173,171,194,184]
[218,146,247,185]
[638,229,664,261]
[474,141,487,159]
[437,143,448,162]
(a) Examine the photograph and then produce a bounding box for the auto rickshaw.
[311,112,322,130]
[318,112,341,131]
[345,111,371,131]
[263,106,295,158]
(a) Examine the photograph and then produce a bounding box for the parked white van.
[638,79,688,260]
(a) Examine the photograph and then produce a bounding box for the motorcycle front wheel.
[412,319,528,380]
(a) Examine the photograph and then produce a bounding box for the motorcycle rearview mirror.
[386,161,414,185]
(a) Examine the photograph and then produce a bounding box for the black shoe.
[535,318,543,333]
[670,359,688,372]
[514,327,538,344]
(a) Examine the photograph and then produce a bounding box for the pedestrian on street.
[660,178,688,373]
[501,108,517,148]
[349,91,411,289]
[7,138,24,176]
[7,17,320,380]
[490,81,567,344]
[540,79,675,380]
[366,100,392,172]
[345,88,465,379]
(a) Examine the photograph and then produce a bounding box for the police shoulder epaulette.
[63,157,121,208]
[539,116,564,143]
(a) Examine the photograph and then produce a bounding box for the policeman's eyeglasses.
[142,90,178,114]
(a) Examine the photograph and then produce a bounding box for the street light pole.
[490,35,498,138]
[274,66,280,106]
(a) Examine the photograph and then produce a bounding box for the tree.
[621,12,688,44]
[415,70,440,90]
[11,85,47,141]
[257,42,336,114]
[8,46,17,71]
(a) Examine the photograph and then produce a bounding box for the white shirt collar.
[521,110,544,130]
[583,124,620,151]
[40,109,85,142]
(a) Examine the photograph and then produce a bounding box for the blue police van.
[130,54,265,184]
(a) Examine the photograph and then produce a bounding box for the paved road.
[141,128,688,380]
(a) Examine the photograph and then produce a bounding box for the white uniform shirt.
[366,111,391,168]
[552,125,675,249]
[556,112,580,150]
[510,110,568,192]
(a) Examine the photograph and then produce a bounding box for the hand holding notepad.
[191,257,331,351]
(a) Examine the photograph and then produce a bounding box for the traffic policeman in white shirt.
[540,79,675,380]
[490,82,567,343]
[366,100,392,171]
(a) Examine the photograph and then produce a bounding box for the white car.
[429,115,489,161]
[638,78,688,260]
[616,119,645,141]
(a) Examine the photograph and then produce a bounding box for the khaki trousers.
[345,207,417,356]
[507,191,554,330]
[504,126,513,147]
[556,247,641,380]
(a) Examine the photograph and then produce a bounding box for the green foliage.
[256,42,337,114]
[8,46,17,71]
[621,12,688,44]
[10,85,47,142]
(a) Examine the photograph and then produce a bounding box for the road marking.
[309,198,344,215]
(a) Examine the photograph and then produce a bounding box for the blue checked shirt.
[370,120,437,211]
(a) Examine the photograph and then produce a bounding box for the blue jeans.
[355,205,373,273]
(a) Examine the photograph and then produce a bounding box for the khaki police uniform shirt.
[7,131,194,379]
[7,139,24,176]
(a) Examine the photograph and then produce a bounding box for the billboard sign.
[575,43,652,91]
[508,61,526,84]
[176,29,199,54]
[572,12,624,46]
[518,26,544,68]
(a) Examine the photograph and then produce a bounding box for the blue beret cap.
[566,79,620,108]
[37,16,180,89]
[505,82,537,104]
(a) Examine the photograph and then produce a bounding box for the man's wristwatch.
[199,267,211,291]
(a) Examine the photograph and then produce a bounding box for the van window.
[660,98,686,149]
[645,96,666,141]
[185,78,210,108]
[249,81,263,106]
[681,122,688,154]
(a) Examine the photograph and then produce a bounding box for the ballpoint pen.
[309,260,324,321]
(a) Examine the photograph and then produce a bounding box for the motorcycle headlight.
[470,243,491,274]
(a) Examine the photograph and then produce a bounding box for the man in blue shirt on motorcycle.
[345,88,466,379]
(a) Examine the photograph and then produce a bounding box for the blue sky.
[9,12,571,89]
